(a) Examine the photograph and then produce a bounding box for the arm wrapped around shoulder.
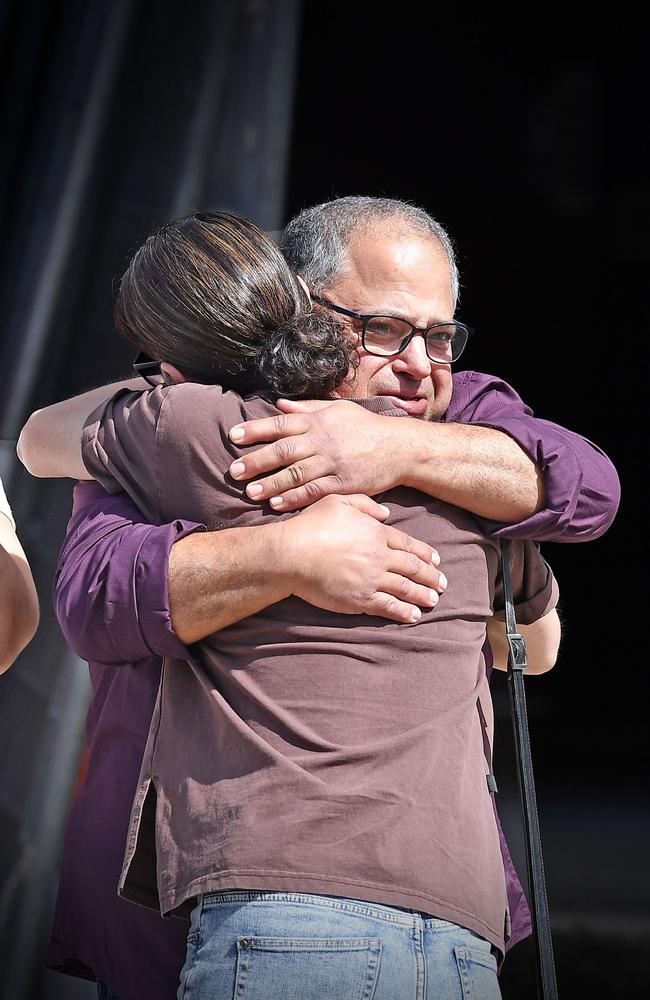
[256,310,358,399]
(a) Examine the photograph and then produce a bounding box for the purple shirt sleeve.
[448,371,621,541]
[54,481,204,665]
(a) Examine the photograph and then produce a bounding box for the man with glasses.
[315,297,469,361]
[18,197,618,999]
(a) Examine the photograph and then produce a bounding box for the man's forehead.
[328,231,453,317]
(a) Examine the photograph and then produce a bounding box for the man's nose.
[391,334,432,380]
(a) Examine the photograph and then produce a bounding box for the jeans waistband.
[200,890,457,930]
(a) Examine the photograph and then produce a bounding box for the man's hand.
[169,493,447,641]
[229,396,546,524]
[277,494,446,624]
[229,399,405,511]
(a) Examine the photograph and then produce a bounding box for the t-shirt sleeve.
[82,383,275,530]
[82,387,164,524]
[492,539,559,625]
[151,384,275,528]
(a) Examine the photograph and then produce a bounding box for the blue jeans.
[177,891,501,1000]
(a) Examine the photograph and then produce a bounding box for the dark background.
[0,2,646,997]
[287,10,647,995]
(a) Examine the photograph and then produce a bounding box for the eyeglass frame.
[312,295,472,363]
[132,350,165,387]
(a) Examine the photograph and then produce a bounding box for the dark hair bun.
[256,310,356,398]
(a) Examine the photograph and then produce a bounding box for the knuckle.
[286,463,306,487]
[380,595,400,618]
[302,480,325,502]
[358,585,377,605]
[405,552,421,578]
[275,413,295,434]
[278,491,301,510]
[274,437,296,463]
[398,530,415,552]
[248,453,267,474]
[415,542,433,561]
[318,475,344,496]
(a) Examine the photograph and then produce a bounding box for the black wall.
[288,8,641,784]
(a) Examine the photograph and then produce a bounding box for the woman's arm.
[17,377,147,479]
[487,608,561,675]
[489,538,561,675]
[0,513,39,673]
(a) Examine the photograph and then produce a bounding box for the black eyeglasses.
[313,296,471,364]
[132,351,165,387]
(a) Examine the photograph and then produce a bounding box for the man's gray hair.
[280,196,460,306]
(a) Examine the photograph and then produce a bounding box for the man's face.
[322,229,455,420]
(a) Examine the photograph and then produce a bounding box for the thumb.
[275,398,335,413]
[342,494,391,521]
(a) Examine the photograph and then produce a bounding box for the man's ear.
[160,363,188,384]
[297,275,311,303]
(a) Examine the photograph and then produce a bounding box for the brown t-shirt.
[82,384,558,954]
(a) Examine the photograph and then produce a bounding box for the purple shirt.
[47,371,620,998]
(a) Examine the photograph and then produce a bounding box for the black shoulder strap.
[500,538,559,1000]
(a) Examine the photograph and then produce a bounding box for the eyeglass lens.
[363,318,466,363]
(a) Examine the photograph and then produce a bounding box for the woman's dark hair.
[114,211,356,397]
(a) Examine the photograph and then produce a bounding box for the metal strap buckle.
[506,631,528,671]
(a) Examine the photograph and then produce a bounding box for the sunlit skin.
[325,228,455,420]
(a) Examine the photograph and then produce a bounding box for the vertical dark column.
[171,0,300,228]
[0,3,136,997]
